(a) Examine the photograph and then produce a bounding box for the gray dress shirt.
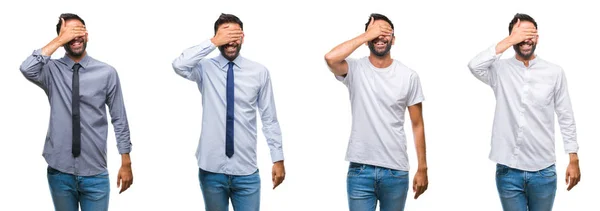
[172,40,284,176]
[20,49,132,176]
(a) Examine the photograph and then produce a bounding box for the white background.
[0,0,598,210]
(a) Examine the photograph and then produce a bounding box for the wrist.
[210,37,220,47]
[358,33,372,44]
[569,153,579,164]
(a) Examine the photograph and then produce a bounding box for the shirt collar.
[215,54,243,70]
[510,54,539,68]
[59,53,91,71]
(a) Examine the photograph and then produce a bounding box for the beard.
[219,43,242,61]
[64,39,87,57]
[513,42,536,60]
[367,39,392,57]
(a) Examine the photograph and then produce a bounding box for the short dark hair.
[214,13,243,34]
[365,13,394,31]
[56,13,85,35]
[508,13,537,34]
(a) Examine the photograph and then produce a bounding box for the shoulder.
[393,59,419,77]
[88,56,119,77]
[537,58,564,74]
[240,56,269,73]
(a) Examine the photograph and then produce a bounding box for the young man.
[324,13,429,211]
[468,13,581,211]
[172,13,285,211]
[19,13,134,211]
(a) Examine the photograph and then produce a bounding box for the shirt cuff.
[33,49,51,63]
[270,149,284,163]
[201,39,217,50]
[118,143,132,154]
[488,44,503,59]
[564,142,578,154]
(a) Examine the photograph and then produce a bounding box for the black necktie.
[72,63,82,157]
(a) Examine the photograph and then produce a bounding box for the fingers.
[272,170,285,189]
[566,174,580,191]
[413,184,426,199]
[273,175,284,189]
[380,26,393,36]
[117,174,122,188]
[119,175,133,194]
[567,176,576,191]
[413,177,428,199]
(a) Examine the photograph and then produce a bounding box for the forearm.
[325,33,369,74]
[569,153,579,164]
[495,36,516,55]
[41,37,65,56]
[107,75,132,154]
[120,153,132,169]
[412,122,427,171]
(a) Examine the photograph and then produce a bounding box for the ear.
[392,35,396,45]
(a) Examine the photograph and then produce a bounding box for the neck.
[67,51,87,63]
[368,53,393,68]
[515,54,535,67]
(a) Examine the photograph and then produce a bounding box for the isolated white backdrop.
[0,0,597,210]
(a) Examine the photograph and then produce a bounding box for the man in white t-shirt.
[324,13,429,211]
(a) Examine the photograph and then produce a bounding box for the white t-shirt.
[337,57,425,171]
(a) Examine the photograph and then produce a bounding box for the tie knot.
[228,62,234,68]
[72,63,82,71]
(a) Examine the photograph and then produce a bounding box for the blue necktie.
[225,62,235,158]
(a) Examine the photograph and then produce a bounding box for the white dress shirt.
[468,45,578,171]
[172,40,283,175]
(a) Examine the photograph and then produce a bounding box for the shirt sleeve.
[335,58,358,86]
[172,39,216,83]
[467,45,502,86]
[553,68,578,154]
[20,49,51,90]
[407,72,425,106]
[106,68,132,154]
[257,69,284,162]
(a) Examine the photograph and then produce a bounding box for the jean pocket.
[347,163,364,177]
[496,164,509,176]
[388,169,408,178]
[93,171,109,179]
[538,165,556,178]
[47,166,61,176]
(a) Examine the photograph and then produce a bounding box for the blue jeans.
[47,166,110,211]
[199,168,261,211]
[496,164,557,211]
[347,162,409,211]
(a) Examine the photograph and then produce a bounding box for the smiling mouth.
[69,39,83,50]
[224,45,238,53]
[519,43,533,53]
[374,40,388,48]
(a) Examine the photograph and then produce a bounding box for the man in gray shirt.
[20,13,133,211]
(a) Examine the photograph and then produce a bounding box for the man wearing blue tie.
[172,13,285,211]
